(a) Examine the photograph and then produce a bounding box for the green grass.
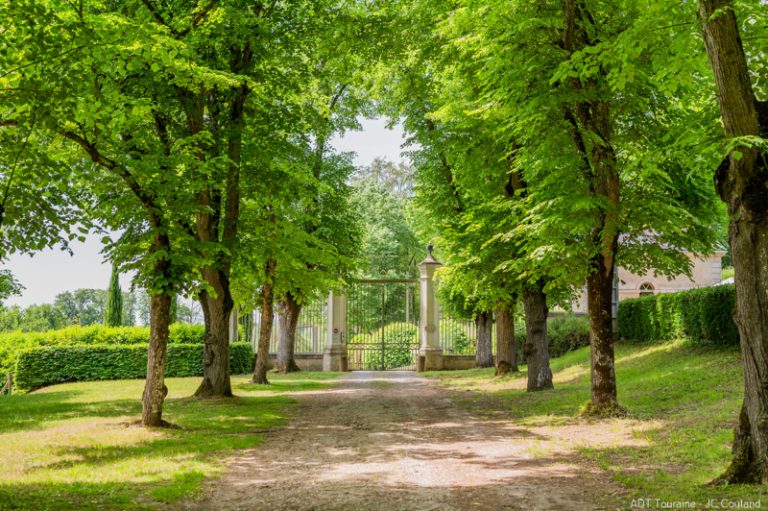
[0,372,342,511]
[427,341,768,504]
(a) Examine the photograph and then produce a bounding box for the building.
[571,249,727,313]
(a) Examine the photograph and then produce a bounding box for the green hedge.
[618,284,739,346]
[514,314,591,359]
[0,323,205,377]
[15,342,252,391]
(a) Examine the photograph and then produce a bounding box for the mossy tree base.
[494,361,519,376]
[580,400,628,419]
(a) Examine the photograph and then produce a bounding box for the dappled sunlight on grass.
[428,341,766,504]
[0,372,341,510]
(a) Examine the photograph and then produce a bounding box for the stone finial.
[421,244,440,266]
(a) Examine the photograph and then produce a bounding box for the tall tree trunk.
[475,311,494,368]
[562,0,623,416]
[142,292,171,427]
[699,0,768,484]
[495,302,518,375]
[585,256,619,411]
[275,292,301,373]
[194,272,234,398]
[522,283,553,391]
[252,264,275,384]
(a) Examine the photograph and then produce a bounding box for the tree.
[104,265,122,327]
[0,271,23,307]
[350,175,421,279]
[121,291,137,326]
[698,0,768,484]
[2,1,218,424]
[18,303,66,332]
[351,158,415,199]
[54,289,107,326]
[426,0,723,409]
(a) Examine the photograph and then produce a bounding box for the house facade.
[570,250,727,313]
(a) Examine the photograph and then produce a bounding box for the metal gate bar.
[346,280,420,371]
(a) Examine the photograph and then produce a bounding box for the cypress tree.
[104,264,123,327]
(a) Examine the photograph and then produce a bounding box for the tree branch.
[140,0,179,35]
[0,45,86,80]
[178,0,218,37]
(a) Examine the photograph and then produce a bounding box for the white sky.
[4,118,407,308]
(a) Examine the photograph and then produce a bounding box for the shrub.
[514,314,590,360]
[548,314,590,357]
[0,323,205,379]
[440,320,473,354]
[618,284,738,346]
[349,322,418,370]
[14,342,253,391]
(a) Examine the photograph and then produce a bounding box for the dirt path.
[181,372,622,511]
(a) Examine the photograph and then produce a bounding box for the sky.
[4,118,408,308]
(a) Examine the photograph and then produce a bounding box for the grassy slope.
[0,372,341,511]
[427,341,768,504]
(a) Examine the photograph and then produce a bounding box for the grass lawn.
[427,341,768,505]
[0,372,342,511]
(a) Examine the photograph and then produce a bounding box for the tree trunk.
[699,0,768,484]
[142,292,171,427]
[562,0,623,416]
[475,311,494,368]
[495,302,518,375]
[522,283,553,391]
[194,275,234,398]
[275,292,301,373]
[1,372,13,396]
[585,254,621,413]
[252,279,275,385]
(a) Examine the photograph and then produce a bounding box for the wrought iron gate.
[346,279,420,370]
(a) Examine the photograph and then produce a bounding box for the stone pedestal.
[323,290,348,372]
[418,251,443,371]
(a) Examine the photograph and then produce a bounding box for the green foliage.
[0,271,23,306]
[14,343,253,391]
[0,323,206,378]
[349,322,418,370]
[512,314,591,359]
[104,265,122,327]
[350,162,421,279]
[4,303,67,333]
[53,288,108,326]
[440,319,473,354]
[618,285,739,346]
[546,315,591,357]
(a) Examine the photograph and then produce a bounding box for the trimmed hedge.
[618,284,738,346]
[15,342,252,391]
[0,323,205,377]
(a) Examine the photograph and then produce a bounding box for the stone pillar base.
[418,347,443,372]
[323,345,348,372]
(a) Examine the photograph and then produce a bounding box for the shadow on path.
[180,371,622,511]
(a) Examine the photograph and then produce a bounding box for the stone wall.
[266,354,324,372]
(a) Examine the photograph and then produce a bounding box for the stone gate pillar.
[418,247,443,371]
[323,290,348,372]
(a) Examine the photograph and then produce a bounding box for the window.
[639,282,655,297]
